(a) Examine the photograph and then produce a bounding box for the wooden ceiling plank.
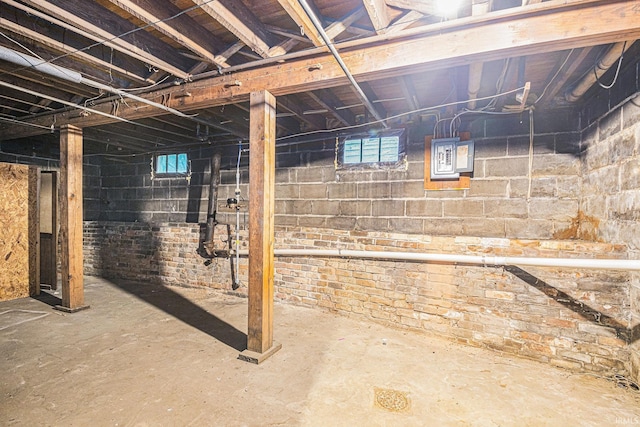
[267,39,300,58]
[385,0,437,15]
[382,10,424,35]
[192,0,275,59]
[359,82,387,118]
[29,99,54,114]
[307,89,354,126]
[364,0,392,34]
[106,0,229,68]
[13,0,190,79]
[4,0,640,138]
[399,76,420,110]
[275,0,325,47]
[0,18,150,84]
[324,7,368,40]
[537,47,593,107]
[278,96,325,130]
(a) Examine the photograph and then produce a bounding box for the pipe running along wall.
[236,248,640,271]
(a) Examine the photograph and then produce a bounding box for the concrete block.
[300,183,327,199]
[295,167,328,183]
[328,183,357,199]
[311,200,341,215]
[533,153,580,176]
[467,179,508,197]
[405,200,443,217]
[372,200,405,217]
[358,182,391,199]
[390,181,425,198]
[356,217,389,232]
[276,184,300,199]
[325,216,357,230]
[484,157,529,177]
[474,138,507,159]
[529,198,578,221]
[609,132,636,164]
[621,160,640,191]
[599,108,622,141]
[422,218,464,236]
[339,200,371,216]
[443,200,483,217]
[505,219,554,239]
[484,199,528,219]
[388,218,424,234]
[530,177,557,198]
[556,176,581,198]
[622,97,640,130]
[462,218,506,237]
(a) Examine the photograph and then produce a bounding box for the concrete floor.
[1,277,639,426]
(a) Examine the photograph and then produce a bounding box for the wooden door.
[39,171,57,289]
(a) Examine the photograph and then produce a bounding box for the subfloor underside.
[1,277,639,426]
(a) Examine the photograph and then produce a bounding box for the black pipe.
[204,152,222,253]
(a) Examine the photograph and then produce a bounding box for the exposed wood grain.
[106,0,229,68]
[0,164,31,301]
[363,0,391,33]
[248,90,276,354]
[275,0,324,46]
[3,0,639,139]
[193,0,275,59]
[16,0,189,78]
[307,89,354,126]
[59,125,84,309]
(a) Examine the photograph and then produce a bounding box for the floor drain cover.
[374,388,410,412]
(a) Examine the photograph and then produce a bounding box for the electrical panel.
[430,137,475,179]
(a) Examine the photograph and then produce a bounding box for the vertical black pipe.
[205,152,222,246]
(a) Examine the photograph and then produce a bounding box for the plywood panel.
[0,163,31,301]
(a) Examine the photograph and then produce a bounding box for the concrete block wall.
[580,97,640,384]
[83,221,633,375]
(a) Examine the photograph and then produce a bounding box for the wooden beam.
[3,0,639,138]
[325,7,368,40]
[363,0,391,33]
[382,10,424,35]
[385,0,438,15]
[307,90,354,127]
[193,0,275,59]
[399,76,420,110]
[13,0,189,79]
[58,125,88,312]
[275,0,324,46]
[106,0,229,68]
[277,96,326,130]
[244,90,280,361]
[537,47,594,107]
[0,18,150,83]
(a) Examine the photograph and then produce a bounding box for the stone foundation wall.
[84,221,633,375]
[580,98,640,384]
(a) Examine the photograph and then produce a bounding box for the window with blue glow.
[338,129,404,169]
[156,153,188,175]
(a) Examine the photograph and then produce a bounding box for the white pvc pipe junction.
[236,248,640,271]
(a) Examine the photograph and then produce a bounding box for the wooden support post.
[239,90,281,364]
[56,125,89,313]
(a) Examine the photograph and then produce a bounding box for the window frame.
[153,153,189,178]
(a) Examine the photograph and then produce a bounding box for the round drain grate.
[374,388,410,412]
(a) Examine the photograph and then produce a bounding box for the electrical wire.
[276,85,526,142]
[535,49,574,105]
[594,41,626,90]
[0,0,222,81]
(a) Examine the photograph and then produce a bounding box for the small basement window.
[155,153,188,175]
[336,128,406,169]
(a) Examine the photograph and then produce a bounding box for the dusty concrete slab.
[1,276,639,426]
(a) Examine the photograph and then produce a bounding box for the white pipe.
[235,248,640,271]
[0,46,193,118]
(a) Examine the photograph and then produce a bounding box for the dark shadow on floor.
[112,280,247,352]
[506,266,640,343]
[31,290,62,307]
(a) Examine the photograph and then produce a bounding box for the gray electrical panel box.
[430,137,475,179]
